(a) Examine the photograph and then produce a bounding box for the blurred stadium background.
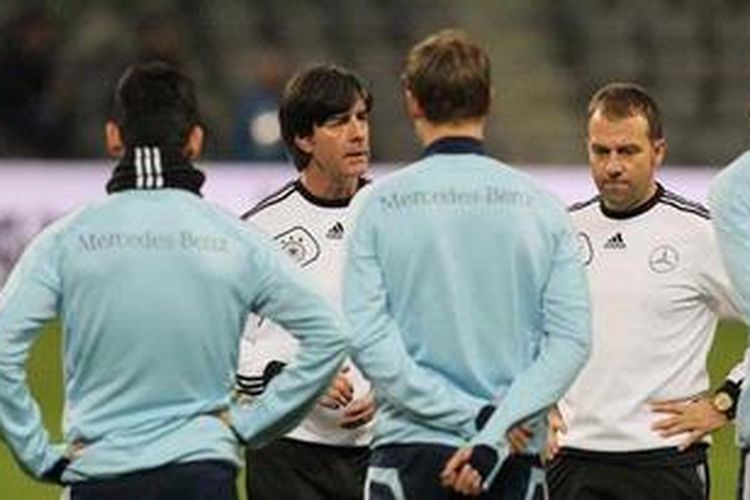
[1,1,750,499]
[1,0,750,164]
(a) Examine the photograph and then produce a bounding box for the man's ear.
[184,125,204,160]
[294,134,314,155]
[105,121,124,158]
[653,138,667,169]
[404,89,425,120]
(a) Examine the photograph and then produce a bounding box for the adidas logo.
[604,232,626,249]
[326,222,345,239]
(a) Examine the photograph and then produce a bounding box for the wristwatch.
[712,391,734,415]
[712,380,740,420]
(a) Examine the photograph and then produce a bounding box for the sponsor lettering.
[379,186,532,210]
[79,231,228,253]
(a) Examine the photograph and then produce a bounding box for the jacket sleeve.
[708,154,750,442]
[726,351,748,387]
[0,228,66,480]
[470,212,592,488]
[341,195,489,440]
[228,239,349,447]
[709,158,750,322]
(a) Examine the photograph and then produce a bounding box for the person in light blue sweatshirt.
[342,29,591,499]
[0,61,348,500]
[709,152,750,500]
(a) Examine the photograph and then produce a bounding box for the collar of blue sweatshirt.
[421,136,487,158]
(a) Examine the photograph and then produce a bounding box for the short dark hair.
[401,29,491,124]
[587,82,663,141]
[111,61,200,149]
[279,64,372,171]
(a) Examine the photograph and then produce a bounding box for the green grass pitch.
[1,321,747,499]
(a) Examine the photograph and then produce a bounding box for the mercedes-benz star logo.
[649,244,679,273]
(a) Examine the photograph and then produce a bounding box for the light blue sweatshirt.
[0,188,348,482]
[709,149,750,447]
[343,138,591,485]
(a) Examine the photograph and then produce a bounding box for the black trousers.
[70,460,238,500]
[245,437,370,500]
[547,445,709,500]
[366,443,547,500]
